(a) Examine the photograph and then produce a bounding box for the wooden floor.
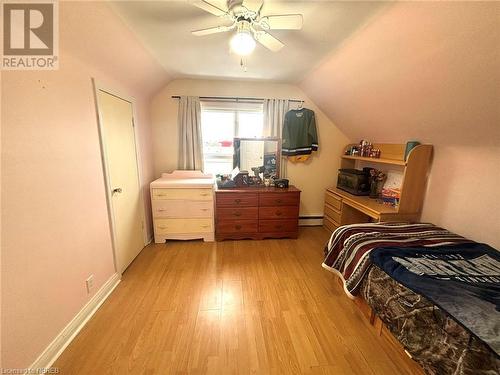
[55,227,420,374]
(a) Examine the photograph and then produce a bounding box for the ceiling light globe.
[230,31,256,56]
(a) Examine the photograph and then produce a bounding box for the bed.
[322,223,500,375]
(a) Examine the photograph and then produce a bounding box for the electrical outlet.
[86,275,94,294]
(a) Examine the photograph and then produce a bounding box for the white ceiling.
[109,1,387,82]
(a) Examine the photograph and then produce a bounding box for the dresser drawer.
[323,216,339,233]
[324,204,341,223]
[152,188,212,201]
[259,206,299,220]
[216,220,258,234]
[155,218,212,234]
[259,192,300,207]
[152,200,213,218]
[259,219,298,233]
[325,191,342,211]
[216,193,258,207]
[217,207,258,220]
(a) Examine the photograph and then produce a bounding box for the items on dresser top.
[274,178,289,188]
[150,170,215,243]
[217,164,281,189]
[215,186,300,241]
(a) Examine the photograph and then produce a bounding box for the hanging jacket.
[282,108,318,156]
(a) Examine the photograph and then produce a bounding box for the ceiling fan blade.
[192,25,233,36]
[193,0,228,17]
[242,0,263,13]
[261,14,303,30]
[254,31,284,52]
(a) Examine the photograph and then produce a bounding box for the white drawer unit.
[150,170,215,243]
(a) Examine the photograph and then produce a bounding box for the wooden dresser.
[150,171,215,243]
[324,143,433,232]
[215,186,301,241]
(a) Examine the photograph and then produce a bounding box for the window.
[201,101,264,175]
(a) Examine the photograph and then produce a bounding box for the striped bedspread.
[322,223,471,298]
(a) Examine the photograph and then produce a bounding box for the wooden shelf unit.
[341,155,407,166]
[324,143,433,231]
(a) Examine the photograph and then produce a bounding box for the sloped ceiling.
[59,1,171,96]
[300,1,500,146]
[107,1,499,146]
[109,0,387,81]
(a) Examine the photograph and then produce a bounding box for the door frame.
[92,78,148,274]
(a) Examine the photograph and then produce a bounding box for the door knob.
[112,187,122,194]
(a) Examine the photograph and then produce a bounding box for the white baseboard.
[29,272,121,371]
[299,217,324,226]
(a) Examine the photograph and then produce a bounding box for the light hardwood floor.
[55,227,421,374]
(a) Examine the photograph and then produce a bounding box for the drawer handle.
[201,225,210,228]
[157,194,167,197]
[200,193,209,196]
[234,199,242,204]
[201,208,209,211]
[158,226,167,230]
[275,211,283,216]
[233,211,242,217]
[235,225,242,230]
[275,199,282,203]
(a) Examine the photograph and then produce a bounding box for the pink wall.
[423,146,500,249]
[1,2,169,368]
[300,2,500,248]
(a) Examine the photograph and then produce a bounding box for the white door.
[96,89,145,273]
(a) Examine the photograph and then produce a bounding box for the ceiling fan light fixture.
[192,1,303,55]
[230,21,256,56]
[230,30,256,56]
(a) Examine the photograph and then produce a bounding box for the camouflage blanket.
[371,243,500,357]
[322,223,470,297]
[361,266,500,375]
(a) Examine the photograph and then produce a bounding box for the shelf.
[341,155,406,166]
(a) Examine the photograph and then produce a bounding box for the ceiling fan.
[191,0,303,55]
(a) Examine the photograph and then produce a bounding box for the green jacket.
[282,108,318,156]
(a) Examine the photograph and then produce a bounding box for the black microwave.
[337,169,370,196]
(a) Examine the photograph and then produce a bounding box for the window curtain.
[178,96,204,171]
[263,98,289,178]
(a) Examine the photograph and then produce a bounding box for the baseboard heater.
[298,215,324,226]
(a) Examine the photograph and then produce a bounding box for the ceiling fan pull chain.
[240,58,248,72]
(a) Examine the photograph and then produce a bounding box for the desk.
[324,143,432,232]
[323,188,420,232]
